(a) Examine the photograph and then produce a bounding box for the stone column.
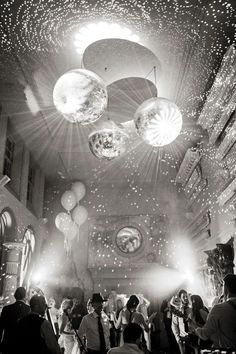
[2,242,25,304]
[20,147,30,206]
[0,113,8,174]
[33,168,45,218]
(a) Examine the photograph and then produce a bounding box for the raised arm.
[112,310,122,329]
[59,312,73,335]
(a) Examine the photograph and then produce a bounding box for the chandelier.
[88,120,129,160]
[53,69,108,124]
[134,97,182,147]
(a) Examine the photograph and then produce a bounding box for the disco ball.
[134,97,182,147]
[88,120,129,160]
[53,69,108,124]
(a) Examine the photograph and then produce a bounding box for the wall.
[0,100,46,303]
[44,178,192,300]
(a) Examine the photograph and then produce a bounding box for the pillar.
[19,148,30,206]
[0,113,8,174]
[2,242,25,304]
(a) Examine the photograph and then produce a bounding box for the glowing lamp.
[134,97,182,147]
[53,69,108,124]
[88,120,129,160]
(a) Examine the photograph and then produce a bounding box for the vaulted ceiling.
[0,0,235,185]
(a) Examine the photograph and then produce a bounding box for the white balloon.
[61,190,77,211]
[71,181,86,202]
[72,205,88,226]
[65,222,79,240]
[55,212,72,233]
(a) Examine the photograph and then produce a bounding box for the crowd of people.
[0,273,235,354]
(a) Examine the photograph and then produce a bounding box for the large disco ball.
[88,120,129,160]
[53,69,108,124]
[134,97,182,147]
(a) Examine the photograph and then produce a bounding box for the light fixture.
[74,22,140,55]
[134,97,182,147]
[53,69,108,124]
[88,119,129,160]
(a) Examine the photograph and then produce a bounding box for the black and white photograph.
[0,0,235,353]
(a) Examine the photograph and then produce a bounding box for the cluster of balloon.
[55,181,87,253]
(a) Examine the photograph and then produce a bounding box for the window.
[27,162,35,204]
[3,135,15,178]
[20,228,35,285]
[0,210,12,238]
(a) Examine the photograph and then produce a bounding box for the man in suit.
[17,294,61,354]
[78,293,110,354]
[0,286,30,354]
[194,273,236,348]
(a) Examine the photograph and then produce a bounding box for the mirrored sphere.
[134,97,182,147]
[53,69,108,124]
[88,121,129,160]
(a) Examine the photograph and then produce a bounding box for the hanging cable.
[145,65,158,97]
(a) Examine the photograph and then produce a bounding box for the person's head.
[14,287,26,301]
[87,299,93,314]
[48,297,56,308]
[91,293,106,315]
[123,323,143,345]
[61,298,73,313]
[126,295,139,311]
[117,298,123,310]
[30,295,47,316]
[191,295,204,311]
[178,289,188,305]
[223,274,236,299]
[110,290,117,298]
[72,297,81,307]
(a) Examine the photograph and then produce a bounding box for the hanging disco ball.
[88,120,129,160]
[53,69,108,124]
[134,97,182,147]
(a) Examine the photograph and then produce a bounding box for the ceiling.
[0,0,235,186]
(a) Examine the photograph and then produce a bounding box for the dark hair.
[123,323,143,343]
[30,295,46,310]
[14,287,26,301]
[191,294,208,326]
[178,289,187,298]
[126,295,139,310]
[223,274,236,294]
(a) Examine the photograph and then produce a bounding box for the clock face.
[116,226,142,254]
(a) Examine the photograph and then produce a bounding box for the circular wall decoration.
[116,226,142,254]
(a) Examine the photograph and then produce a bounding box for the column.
[20,147,30,206]
[0,112,8,174]
[10,141,24,197]
[33,168,45,218]
[2,242,25,304]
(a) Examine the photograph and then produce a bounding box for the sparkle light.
[134,97,183,147]
[74,22,140,55]
[53,69,108,124]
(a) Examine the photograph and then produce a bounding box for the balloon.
[71,181,86,202]
[72,205,88,226]
[55,212,72,233]
[65,222,79,240]
[61,190,77,211]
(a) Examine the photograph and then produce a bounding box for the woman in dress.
[188,294,211,352]
[58,298,75,354]
[112,294,156,347]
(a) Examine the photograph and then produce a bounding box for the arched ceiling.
[0,0,235,186]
